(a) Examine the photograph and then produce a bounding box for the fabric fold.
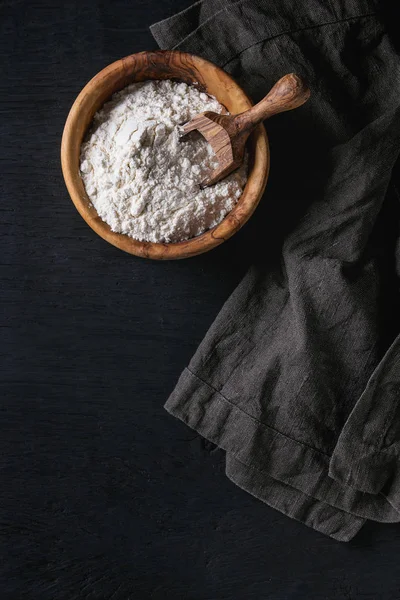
[226,455,366,541]
[330,336,400,510]
[151,0,381,66]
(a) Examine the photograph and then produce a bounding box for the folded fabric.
[151,0,400,541]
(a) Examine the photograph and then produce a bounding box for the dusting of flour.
[80,80,247,243]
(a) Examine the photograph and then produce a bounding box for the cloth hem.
[165,367,400,523]
[226,455,366,541]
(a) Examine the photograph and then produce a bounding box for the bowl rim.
[61,49,269,260]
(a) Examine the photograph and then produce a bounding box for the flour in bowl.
[80,80,247,243]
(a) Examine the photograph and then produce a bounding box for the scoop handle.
[234,73,310,131]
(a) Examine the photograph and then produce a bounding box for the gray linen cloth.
[151,0,400,541]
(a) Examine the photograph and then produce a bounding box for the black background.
[2,1,400,598]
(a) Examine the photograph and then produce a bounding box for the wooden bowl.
[61,50,269,260]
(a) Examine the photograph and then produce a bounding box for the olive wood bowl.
[61,50,269,260]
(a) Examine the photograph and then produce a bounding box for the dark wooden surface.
[2,1,400,598]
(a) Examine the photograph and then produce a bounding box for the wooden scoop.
[181,73,310,187]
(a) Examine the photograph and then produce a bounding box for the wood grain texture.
[61,50,269,260]
[3,1,400,600]
[184,73,310,187]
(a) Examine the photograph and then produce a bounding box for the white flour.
[80,80,247,243]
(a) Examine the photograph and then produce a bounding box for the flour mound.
[80,80,247,243]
